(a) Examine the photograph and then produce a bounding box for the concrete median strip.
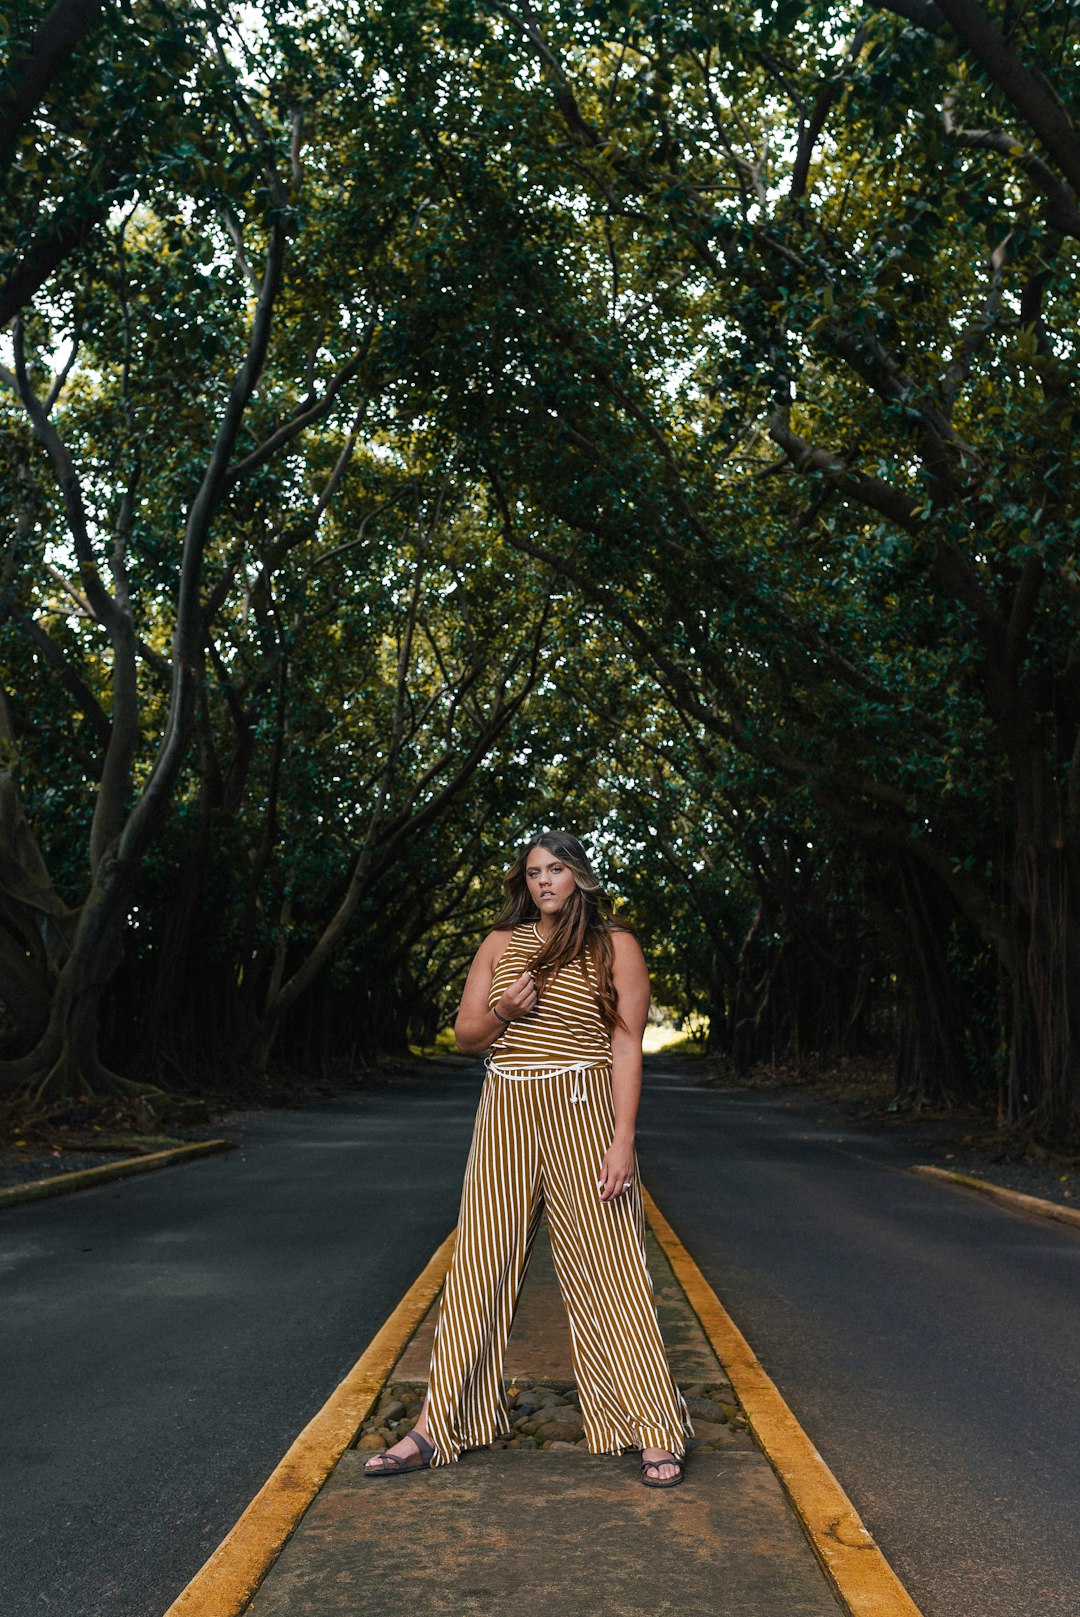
[162,1231,456,1617]
[913,1164,1080,1231]
[642,1187,925,1617]
[163,1190,925,1617]
[0,1140,238,1209]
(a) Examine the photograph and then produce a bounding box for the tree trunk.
[0,771,75,1056]
[1005,763,1080,1144]
[0,853,160,1103]
[130,764,217,1084]
[885,855,977,1110]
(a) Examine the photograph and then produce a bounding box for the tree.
[388,0,1078,1139]
[6,0,1079,1145]
[1,3,389,1100]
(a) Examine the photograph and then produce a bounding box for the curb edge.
[0,1140,238,1209]
[643,1186,924,1617]
[162,1230,456,1617]
[912,1164,1080,1230]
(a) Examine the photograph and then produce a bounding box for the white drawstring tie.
[486,1057,597,1103]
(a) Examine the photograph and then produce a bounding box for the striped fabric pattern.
[488,922,612,1066]
[425,1059,694,1467]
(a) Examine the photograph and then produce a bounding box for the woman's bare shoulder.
[609,925,646,964]
[477,926,517,968]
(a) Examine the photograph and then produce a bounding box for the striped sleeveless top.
[488,923,612,1067]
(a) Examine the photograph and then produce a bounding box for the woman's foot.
[640,1447,684,1488]
[363,1426,434,1476]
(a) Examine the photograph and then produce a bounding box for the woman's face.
[524,846,578,917]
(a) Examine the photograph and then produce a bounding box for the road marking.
[162,1230,456,1617]
[0,1140,237,1210]
[642,1187,925,1617]
[913,1164,1080,1231]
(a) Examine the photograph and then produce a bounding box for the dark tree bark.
[929,0,1080,198]
[0,216,288,1103]
[886,855,980,1109]
[0,845,155,1103]
[1005,743,1080,1141]
[0,0,105,163]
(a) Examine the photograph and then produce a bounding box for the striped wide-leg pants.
[425,1060,693,1467]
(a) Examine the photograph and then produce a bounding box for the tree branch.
[932,0,1080,199]
[225,328,374,486]
[118,214,289,868]
[942,110,1080,238]
[767,409,925,530]
[0,0,105,165]
[0,190,113,328]
[871,0,945,30]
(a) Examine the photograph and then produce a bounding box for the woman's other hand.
[597,1139,636,1203]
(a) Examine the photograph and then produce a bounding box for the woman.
[364,829,693,1487]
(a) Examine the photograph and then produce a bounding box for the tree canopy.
[2,0,1079,1143]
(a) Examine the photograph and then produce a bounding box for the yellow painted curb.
[163,1229,456,1617]
[913,1164,1080,1231]
[0,1140,237,1209]
[643,1187,924,1617]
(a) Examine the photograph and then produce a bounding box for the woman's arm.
[454,931,538,1054]
[598,929,650,1203]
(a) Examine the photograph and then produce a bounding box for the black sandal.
[640,1451,685,1489]
[363,1427,435,1477]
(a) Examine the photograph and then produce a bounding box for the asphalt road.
[0,1063,479,1617]
[637,1065,1080,1617]
[3,1056,1078,1617]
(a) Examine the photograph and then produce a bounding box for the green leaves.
[5,0,1080,1130]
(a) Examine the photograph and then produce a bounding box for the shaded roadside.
[679,1051,1080,1210]
[0,1055,470,1192]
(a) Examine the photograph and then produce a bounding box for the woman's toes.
[641,1449,682,1483]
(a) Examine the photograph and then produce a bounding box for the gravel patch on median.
[353,1378,754,1457]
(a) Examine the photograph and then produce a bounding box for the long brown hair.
[493,830,632,1031]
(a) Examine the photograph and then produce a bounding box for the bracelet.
[492,1007,512,1026]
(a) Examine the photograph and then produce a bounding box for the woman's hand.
[495,970,538,1022]
[597,1137,636,1203]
